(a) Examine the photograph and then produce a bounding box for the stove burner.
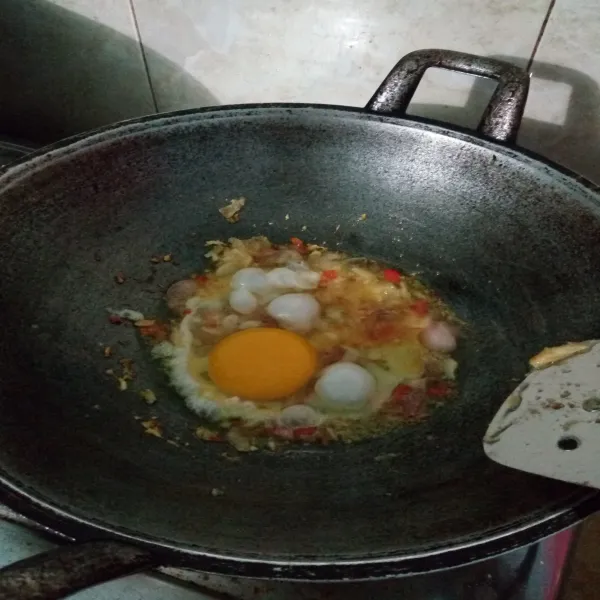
[0,503,576,600]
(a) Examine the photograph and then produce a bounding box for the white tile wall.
[3,0,600,178]
[131,0,550,121]
[518,0,600,183]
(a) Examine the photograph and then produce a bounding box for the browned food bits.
[219,196,246,223]
[119,358,135,380]
[139,389,157,405]
[134,319,156,328]
[141,418,163,438]
[166,279,199,315]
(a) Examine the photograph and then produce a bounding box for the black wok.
[0,49,599,599]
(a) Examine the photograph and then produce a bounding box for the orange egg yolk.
[208,328,317,401]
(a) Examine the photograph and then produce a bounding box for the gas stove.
[0,502,576,600]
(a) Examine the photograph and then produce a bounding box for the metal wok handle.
[0,541,157,599]
[365,48,530,144]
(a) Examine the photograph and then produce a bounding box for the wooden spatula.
[484,341,600,489]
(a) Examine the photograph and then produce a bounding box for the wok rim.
[0,102,598,578]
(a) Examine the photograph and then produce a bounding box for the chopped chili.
[108,315,123,325]
[194,274,208,285]
[267,426,318,440]
[383,268,402,284]
[183,308,193,315]
[139,322,169,341]
[320,269,338,285]
[290,237,308,254]
[385,387,427,420]
[293,426,318,439]
[139,324,159,336]
[410,299,430,317]
[427,382,452,397]
[268,426,295,440]
[391,384,413,402]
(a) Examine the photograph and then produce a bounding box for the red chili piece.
[194,275,208,285]
[320,269,338,285]
[410,299,430,317]
[268,426,295,440]
[383,268,402,284]
[385,385,427,420]
[427,382,451,397]
[293,426,318,439]
[108,315,122,325]
[391,384,413,401]
[290,237,309,254]
[139,323,169,341]
[183,309,193,315]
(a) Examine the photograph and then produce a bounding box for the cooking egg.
[315,362,376,409]
[208,328,317,401]
[266,267,320,290]
[277,404,323,428]
[159,342,221,419]
[229,288,258,314]
[266,293,321,333]
[231,267,269,294]
[293,269,320,290]
[266,267,299,288]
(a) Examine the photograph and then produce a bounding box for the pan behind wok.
[0,50,598,589]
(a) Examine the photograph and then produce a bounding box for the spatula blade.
[483,340,600,490]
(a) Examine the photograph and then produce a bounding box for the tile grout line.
[128,0,159,113]
[526,0,557,72]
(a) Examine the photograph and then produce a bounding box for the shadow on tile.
[517,61,600,185]
[0,0,218,144]
[409,54,600,185]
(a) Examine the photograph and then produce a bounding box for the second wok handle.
[0,540,157,599]
[365,49,530,144]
